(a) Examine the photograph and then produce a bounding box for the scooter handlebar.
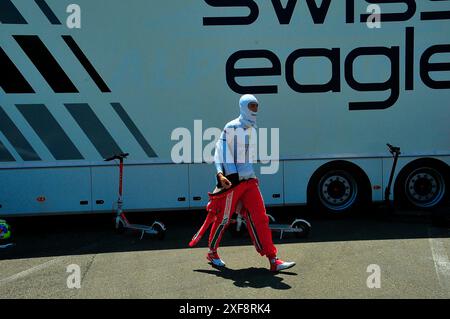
[104,153,129,161]
[386,143,401,155]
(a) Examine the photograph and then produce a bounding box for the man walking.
[197,94,296,272]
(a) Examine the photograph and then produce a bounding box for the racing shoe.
[207,251,226,267]
[269,257,296,272]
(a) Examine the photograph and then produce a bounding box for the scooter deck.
[270,224,304,232]
[0,243,15,249]
[126,223,157,233]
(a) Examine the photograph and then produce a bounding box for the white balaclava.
[238,94,258,128]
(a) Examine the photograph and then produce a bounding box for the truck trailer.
[0,0,449,217]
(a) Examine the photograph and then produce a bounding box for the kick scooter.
[189,209,311,247]
[384,143,401,213]
[189,175,311,247]
[105,153,166,240]
[268,214,310,239]
[233,212,311,239]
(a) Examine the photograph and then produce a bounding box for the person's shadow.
[194,266,296,290]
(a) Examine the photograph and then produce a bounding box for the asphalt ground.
[0,205,449,299]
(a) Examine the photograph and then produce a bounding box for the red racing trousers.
[189,179,277,258]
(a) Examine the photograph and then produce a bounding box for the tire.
[267,214,276,224]
[152,223,166,240]
[228,219,246,237]
[293,221,310,239]
[115,218,126,234]
[396,160,449,210]
[309,167,362,216]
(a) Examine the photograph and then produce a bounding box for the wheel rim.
[404,167,446,208]
[318,170,358,212]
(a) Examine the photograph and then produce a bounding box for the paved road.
[0,207,449,299]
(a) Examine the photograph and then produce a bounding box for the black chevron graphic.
[0,0,27,24]
[34,0,62,25]
[62,36,111,93]
[14,35,79,93]
[0,106,41,161]
[1,2,159,161]
[0,47,35,93]
[0,140,15,162]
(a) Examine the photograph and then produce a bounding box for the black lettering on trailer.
[304,0,332,24]
[405,27,415,90]
[271,0,333,24]
[203,0,259,26]
[346,0,355,23]
[285,48,341,93]
[226,50,281,94]
[204,0,450,26]
[271,0,298,24]
[420,44,450,89]
[345,46,400,111]
[224,27,450,111]
[225,46,401,110]
[421,0,450,21]
[360,0,417,23]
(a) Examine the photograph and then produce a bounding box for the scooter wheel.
[115,219,126,234]
[228,219,246,238]
[267,214,276,224]
[152,223,166,240]
[292,221,310,238]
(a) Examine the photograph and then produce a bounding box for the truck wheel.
[310,168,361,216]
[396,161,448,210]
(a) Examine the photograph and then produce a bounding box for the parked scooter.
[232,212,311,239]
[105,153,166,240]
[384,143,401,213]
